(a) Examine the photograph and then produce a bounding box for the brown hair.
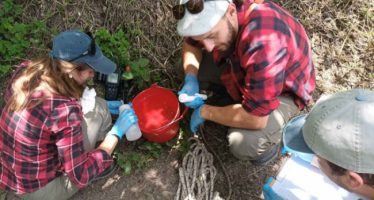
[327,161,374,185]
[5,57,87,112]
[233,0,244,7]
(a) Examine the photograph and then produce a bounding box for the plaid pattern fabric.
[187,0,316,116]
[0,65,113,194]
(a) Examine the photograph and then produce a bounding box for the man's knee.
[227,97,299,161]
[228,128,274,160]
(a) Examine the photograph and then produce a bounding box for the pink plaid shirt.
[0,62,113,194]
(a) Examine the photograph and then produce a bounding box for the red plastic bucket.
[132,84,187,143]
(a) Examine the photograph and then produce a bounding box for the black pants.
[196,52,235,106]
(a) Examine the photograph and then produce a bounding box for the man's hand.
[178,74,204,109]
[108,109,138,139]
[190,104,205,134]
[106,100,123,115]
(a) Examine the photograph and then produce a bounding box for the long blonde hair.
[6,57,87,112]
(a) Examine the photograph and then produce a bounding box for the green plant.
[171,120,192,156]
[94,29,151,89]
[94,28,130,67]
[139,141,164,159]
[128,58,151,89]
[0,0,47,76]
[115,151,151,175]
[114,141,171,175]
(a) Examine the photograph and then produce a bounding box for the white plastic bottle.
[118,104,142,141]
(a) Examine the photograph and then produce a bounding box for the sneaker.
[250,143,281,166]
[91,163,118,182]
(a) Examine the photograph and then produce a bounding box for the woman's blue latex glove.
[178,74,204,109]
[108,109,138,139]
[106,100,123,115]
[190,104,205,134]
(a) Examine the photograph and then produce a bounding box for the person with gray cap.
[283,89,374,199]
[0,30,137,200]
[174,0,316,165]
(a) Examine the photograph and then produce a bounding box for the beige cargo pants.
[197,52,300,161]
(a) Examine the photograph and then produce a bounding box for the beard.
[218,18,237,56]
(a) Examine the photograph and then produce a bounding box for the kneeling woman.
[0,30,137,200]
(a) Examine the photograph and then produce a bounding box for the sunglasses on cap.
[69,31,97,62]
[172,0,230,20]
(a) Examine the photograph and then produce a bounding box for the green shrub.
[94,28,151,89]
[0,0,47,77]
[128,58,151,89]
[94,28,130,67]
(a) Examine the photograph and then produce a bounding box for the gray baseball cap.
[283,89,374,174]
[50,30,116,75]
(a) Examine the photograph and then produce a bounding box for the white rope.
[175,139,224,200]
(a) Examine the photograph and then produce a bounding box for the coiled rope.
[174,137,223,200]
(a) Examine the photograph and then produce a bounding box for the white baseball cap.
[283,89,374,174]
[176,0,232,36]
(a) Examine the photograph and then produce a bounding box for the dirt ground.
[70,123,281,200]
[6,121,279,200]
[2,0,374,199]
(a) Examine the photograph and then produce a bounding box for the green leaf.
[144,143,153,151]
[122,71,134,80]
[0,65,11,74]
[124,162,132,175]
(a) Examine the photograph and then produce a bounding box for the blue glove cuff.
[196,105,203,118]
[190,104,205,134]
[108,127,121,139]
[185,74,198,82]
[185,97,204,109]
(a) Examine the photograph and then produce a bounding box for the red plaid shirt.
[0,63,113,194]
[187,0,315,116]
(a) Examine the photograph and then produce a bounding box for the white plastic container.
[119,104,142,141]
[178,93,207,103]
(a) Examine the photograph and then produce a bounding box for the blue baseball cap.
[50,30,116,74]
[283,114,313,154]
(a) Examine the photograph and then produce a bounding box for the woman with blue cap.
[0,30,137,200]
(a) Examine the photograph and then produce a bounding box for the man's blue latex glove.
[178,74,204,109]
[106,100,123,115]
[108,109,138,139]
[190,104,205,134]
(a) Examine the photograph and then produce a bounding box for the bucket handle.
[148,106,188,133]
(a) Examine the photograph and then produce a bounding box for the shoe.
[251,143,281,166]
[91,163,118,182]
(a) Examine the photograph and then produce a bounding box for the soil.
[7,122,278,200]
[2,0,374,199]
